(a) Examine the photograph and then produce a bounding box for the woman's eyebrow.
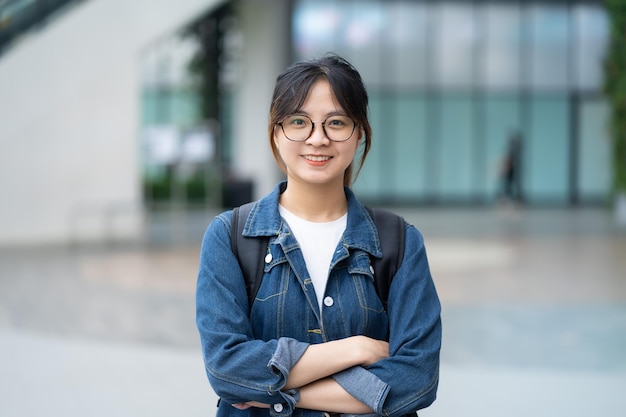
[292,109,347,117]
[326,110,348,117]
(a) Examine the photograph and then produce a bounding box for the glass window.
[294,0,386,84]
[382,2,430,88]
[482,4,523,90]
[355,93,429,200]
[434,3,477,89]
[438,95,476,198]
[526,97,570,202]
[573,4,609,90]
[391,95,428,198]
[527,5,570,90]
[293,0,341,59]
[578,99,611,199]
[341,1,385,85]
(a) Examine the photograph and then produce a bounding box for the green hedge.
[604,0,626,195]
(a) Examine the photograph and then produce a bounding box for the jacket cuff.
[268,388,300,417]
[266,338,308,416]
[332,366,390,414]
[268,337,310,383]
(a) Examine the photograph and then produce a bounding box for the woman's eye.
[288,117,308,127]
[327,118,347,128]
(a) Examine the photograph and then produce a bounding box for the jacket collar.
[242,181,382,259]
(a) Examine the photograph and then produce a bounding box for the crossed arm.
[233,335,389,413]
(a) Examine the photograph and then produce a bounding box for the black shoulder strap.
[231,202,268,312]
[231,203,405,312]
[366,207,406,310]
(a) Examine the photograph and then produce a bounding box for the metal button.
[323,413,331,417]
[265,253,273,263]
[370,265,375,274]
[323,296,334,307]
[273,403,284,412]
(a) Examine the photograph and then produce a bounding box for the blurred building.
[0,0,612,245]
[291,1,610,207]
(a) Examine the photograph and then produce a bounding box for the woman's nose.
[306,122,330,145]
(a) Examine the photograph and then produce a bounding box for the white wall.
[0,0,224,245]
[234,0,291,199]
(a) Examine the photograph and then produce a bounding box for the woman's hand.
[231,401,270,410]
[353,335,389,366]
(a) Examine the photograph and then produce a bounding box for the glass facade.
[293,0,610,205]
[139,36,220,207]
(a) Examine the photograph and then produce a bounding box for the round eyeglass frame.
[277,114,358,142]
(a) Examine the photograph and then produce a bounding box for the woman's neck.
[279,180,348,222]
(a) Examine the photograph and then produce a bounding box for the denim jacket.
[196,182,441,417]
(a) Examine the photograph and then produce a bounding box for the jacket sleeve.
[333,224,442,416]
[195,212,309,414]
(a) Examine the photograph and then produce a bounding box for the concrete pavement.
[1,206,625,416]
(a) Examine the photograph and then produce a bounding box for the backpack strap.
[366,207,406,310]
[231,203,405,312]
[231,202,268,312]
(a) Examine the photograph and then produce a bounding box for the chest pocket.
[250,248,319,340]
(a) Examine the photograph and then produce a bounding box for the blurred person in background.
[196,54,441,417]
[499,130,523,204]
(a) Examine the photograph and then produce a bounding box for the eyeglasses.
[277,114,357,142]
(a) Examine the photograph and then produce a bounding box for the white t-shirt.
[279,205,347,311]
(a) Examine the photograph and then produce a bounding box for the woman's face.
[273,79,361,188]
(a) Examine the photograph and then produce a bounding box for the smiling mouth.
[304,155,331,162]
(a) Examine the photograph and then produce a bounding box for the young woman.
[196,54,441,417]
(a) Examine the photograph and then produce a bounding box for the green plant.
[603,0,626,195]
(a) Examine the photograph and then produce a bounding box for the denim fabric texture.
[196,182,441,417]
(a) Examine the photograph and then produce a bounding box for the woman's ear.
[273,129,281,149]
[272,126,284,158]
